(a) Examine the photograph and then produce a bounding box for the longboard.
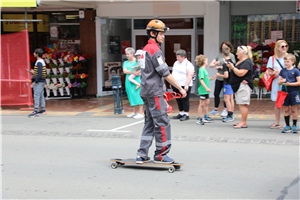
[110,158,184,173]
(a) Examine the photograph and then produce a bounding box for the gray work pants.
[137,96,172,161]
[33,82,46,112]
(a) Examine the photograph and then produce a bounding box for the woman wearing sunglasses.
[268,40,288,129]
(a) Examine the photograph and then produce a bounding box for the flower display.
[62,72,69,78]
[72,82,81,88]
[73,63,83,71]
[80,73,88,79]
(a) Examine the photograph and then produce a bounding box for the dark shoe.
[28,111,39,118]
[173,114,183,119]
[136,155,151,164]
[154,156,175,164]
[38,110,47,115]
[180,115,189,121]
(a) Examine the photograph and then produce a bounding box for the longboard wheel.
[111,163,118,169]
[174,166,181,170]
[168,166,175,173]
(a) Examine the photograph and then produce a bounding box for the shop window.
[134,18,193,29]
[101,19,131,91]
[231,14,300,50]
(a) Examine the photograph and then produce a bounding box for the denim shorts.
[283,90,300,106]
[223,84,234,95]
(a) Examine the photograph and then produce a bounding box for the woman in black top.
[227,45,254,129]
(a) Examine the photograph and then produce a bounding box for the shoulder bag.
[261,56,276,91]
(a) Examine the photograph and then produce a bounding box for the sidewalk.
[1,94,291,121]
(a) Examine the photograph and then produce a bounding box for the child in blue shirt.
[278,53,300,133]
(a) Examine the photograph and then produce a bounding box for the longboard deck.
[110,158,184,173]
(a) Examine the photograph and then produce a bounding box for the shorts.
[199,94,209,100]
[235,83,252,105]
[283,90,300,106]
[223,84,234,95]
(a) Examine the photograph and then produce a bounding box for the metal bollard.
[111,76,124,114]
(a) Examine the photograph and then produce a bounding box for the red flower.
[30,54,36,62]
[82,53,91,59]
[258,79,265,87]
[260,65,267,72]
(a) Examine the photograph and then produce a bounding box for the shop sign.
[109,36,120,54]
[104,62,122,88]
[50,25,58,39]
[1,0,38,7]
[271,31,283,41]
[2,14,49,32]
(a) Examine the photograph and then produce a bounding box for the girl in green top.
[195,54,216,125]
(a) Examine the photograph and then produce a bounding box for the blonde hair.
[195,54,207,67]
[274,40,288,59]
[238,45,253,60]
[284,53,296,63]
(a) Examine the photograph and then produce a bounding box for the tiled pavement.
[1,94,298,120]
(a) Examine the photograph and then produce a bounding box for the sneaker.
[180,115,189,121]
[203,117,213,123]
[196,117,204,125]
[222,116,234,123]
[127,113,136,118]
[173,114,183,119]
[154,156,175,164]
[136,155,151,164]
[282,126,292,133]
[38,110,47,115]
[292,126,298,134]
[133,113,144,119]
[28,111,39,118]
[208,109,219,116]
[220,110,228,118]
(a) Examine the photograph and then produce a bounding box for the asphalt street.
[1,115,300,199]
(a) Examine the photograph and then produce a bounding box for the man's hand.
[179,88,187,98]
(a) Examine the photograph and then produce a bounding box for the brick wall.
[80,10,97,95]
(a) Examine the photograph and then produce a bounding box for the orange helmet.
[146,19,169,32]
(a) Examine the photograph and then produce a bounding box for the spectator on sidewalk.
[209,41,236,118]
[195,54,216,125]
[216,46,235,123]
[268,40,288,129]
[227,45,254,129]
[171,49,195,121]
[28,48,47,118]
[123,47,144,119]
[278,53,300,133]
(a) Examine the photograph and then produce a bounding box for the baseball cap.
[135,49,143,56]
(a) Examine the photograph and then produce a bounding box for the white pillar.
[95,15,102,97]
[204,1,220,98]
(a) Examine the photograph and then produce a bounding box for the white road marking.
[87,120,144,132]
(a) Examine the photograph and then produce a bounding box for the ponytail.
[246,46,252,60]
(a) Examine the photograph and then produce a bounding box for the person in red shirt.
[136,19,186,164]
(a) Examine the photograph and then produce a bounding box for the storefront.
[95,1,220,96]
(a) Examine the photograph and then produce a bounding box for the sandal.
[270,123,280,129]
[233,125,248,129]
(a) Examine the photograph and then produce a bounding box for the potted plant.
[62,72,70,84]
[49,63,57,74]
[57,74,64,84]
[58,64,64,74]
[46,74,51,84]
[51,74,59,84]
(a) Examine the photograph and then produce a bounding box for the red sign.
[122,41,130,54]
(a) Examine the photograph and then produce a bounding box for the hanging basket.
[51,78,57,84]
[58,68,64,74]
[65,86,70,95]
[65,77,71,84]
[52,89,57,96]
[59,88,64,96]
[52,68,57,74]
[46,88,50,97]
[58,78,64,83]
